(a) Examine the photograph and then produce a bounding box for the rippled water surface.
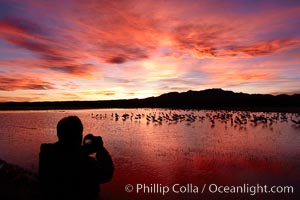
[0,109,299,199]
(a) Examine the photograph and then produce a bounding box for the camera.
[82,134,103,155]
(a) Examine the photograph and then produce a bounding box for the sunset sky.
[0,0,300,102]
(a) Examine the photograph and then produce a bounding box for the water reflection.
[0,109,299,199]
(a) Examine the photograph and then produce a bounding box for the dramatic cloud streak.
[0,75,55,91]
[0,0,300,101]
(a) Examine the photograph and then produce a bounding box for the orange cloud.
[0,17,100,78]
[171,23,300,58]
[0,75,55,91]
[0,0,300,101]
[230,39,300,57]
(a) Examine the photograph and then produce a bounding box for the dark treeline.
[1,89,300,112]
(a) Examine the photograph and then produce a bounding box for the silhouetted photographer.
[39,116,114,200]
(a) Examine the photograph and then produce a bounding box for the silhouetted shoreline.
[0,159,40,200]
[0,89,300,112]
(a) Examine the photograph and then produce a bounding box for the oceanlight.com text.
[208,183,294,196]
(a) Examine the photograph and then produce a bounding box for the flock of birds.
[90,110,300,128]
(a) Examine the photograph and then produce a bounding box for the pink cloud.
[0,0,300,100]
[0,17,100,78]
[0,75,55,91]
[2,1,299,64]
[171,23,300,58]
[231,39,300,56]
[0,17,44,40]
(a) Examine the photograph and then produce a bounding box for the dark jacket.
[39,142,114,200]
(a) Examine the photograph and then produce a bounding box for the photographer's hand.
[82,134,104,155]
[93,136,103,151]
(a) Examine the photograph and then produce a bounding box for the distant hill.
[0,88,300,112]
[139,88,300,111]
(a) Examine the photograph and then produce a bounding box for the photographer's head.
[57,116,83,147]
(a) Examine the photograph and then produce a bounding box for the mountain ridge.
[0,88,300,112]
[141,88,300,110]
